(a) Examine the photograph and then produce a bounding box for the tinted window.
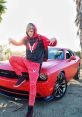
[68,50,75,56]
[48,48,64,60]
[66,51,71,59]
[66,50,74,59]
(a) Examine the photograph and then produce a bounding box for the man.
[9,23,57,117]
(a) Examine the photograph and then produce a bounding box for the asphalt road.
[0,71,82,117]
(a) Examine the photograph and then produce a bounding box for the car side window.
[66,50,75,59]
[66,51,71,59]
[69,50,75,56]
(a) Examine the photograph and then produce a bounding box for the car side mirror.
[70,56,76,61]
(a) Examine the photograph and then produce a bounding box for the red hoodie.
[23,24,57,63]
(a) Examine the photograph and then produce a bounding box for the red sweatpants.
[9,56,40,106]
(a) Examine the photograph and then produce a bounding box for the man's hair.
[26,23,35,32]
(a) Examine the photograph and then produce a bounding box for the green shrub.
[75,51,80,57]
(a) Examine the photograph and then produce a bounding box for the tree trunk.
[80,29,82,56]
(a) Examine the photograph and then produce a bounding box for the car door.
[64,50,77,80]
[68,50,79,75]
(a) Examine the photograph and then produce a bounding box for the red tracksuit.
[9,24,57,106]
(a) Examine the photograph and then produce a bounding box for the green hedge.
[75,51,80,57]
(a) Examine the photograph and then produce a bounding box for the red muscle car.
[0,47,80,101]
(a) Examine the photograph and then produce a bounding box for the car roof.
[48,47,70,51]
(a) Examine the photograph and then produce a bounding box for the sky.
[0,0,80,51]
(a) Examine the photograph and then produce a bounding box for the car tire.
[74,66,80,80]
[52,72,67,100]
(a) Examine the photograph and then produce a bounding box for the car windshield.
[48,48,64,60]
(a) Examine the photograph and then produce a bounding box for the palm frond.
[0,0,6,22]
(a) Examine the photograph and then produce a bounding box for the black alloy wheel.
[53,72,67,100]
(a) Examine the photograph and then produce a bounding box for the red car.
[0,47,80,101]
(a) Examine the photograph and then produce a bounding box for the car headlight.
[39,73,48,81]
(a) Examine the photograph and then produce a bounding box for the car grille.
[0,69,45,81]
[0,69,29,79]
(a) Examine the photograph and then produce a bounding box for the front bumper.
[0,85,54,102]
[0,69,54,98]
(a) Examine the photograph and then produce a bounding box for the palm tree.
[75,0,82,68]
[0,0,6,22]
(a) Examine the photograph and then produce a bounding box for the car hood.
[0,60,62,71]
[42,60,61,69]
[0,61,12,71]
